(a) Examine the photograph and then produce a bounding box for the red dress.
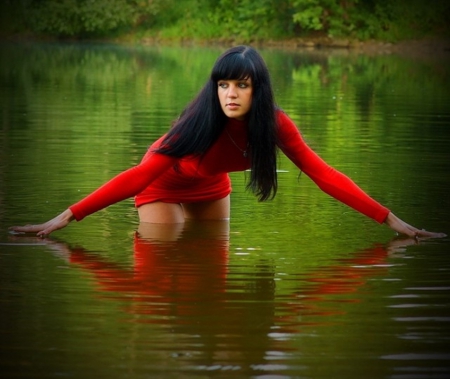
[69,110,389,223]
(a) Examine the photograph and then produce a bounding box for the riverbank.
[131,34,450,56]
[2,31,449,59]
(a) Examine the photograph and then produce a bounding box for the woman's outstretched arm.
[9,209,75,237]
[9,146,177,236]
[276,112,446,239]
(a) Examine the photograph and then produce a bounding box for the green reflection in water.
[1,42,449,247]
[1,42,450,377]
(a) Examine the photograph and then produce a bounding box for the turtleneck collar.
[225,117,248,131]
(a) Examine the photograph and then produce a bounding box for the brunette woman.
[9,46,446,239]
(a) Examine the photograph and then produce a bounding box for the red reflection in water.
[69,221,230,320]
[7,225,418,373]
[9,225,416,330]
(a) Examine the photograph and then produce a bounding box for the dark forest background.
[1,0,449,44]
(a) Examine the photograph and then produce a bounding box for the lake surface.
[1,42,450,378]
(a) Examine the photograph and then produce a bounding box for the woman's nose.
[227,84,238,97]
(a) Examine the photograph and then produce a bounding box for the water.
[1,42,450,378]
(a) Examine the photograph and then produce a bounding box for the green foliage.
[27,0,138,36]
[292,0,365,37]
[1,0,449,41]
[207,0,289,40]
[153,0,214,39]
[291,0,450,40]
[157,0,293,42]
[292,3,323,31]
[366,0,450,40]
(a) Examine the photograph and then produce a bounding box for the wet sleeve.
[69,151,177,221]
[276,112,390,224]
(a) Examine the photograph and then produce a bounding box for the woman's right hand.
[9,209,75,237]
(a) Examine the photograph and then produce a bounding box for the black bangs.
[211,50,256,82]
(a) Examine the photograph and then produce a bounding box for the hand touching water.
[9,209,75,237]
[8,209,447,239]
[384,212,446,239]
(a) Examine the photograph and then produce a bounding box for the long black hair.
[156,45,278,201]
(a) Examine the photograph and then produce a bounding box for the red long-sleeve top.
[69,111,390,223]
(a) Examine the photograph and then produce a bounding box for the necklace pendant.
[225,129,249,158]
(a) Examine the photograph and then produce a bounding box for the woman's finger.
[416,229,447,238]
[9,224,46,233]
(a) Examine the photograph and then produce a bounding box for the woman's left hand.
[384,212,447,239]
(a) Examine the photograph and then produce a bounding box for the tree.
[27,0,138,37]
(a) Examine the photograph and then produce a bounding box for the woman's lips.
[227,103,240,110]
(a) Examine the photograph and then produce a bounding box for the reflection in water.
[5,223,425,377]
[71,221,231,323]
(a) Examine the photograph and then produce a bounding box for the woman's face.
[217,77,253,120]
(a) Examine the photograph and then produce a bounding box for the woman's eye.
[218,81,250,89]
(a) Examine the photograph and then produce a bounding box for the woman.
[9,46,446,239]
